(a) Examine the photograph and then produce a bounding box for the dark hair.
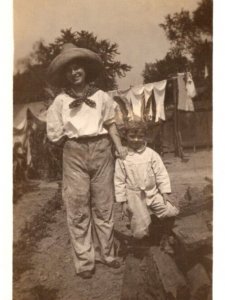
[125,121,147,134]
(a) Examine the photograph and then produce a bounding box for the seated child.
[114,121,179,240]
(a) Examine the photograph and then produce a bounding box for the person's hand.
[121,202,131,218]
[117,146,128,160]
[162,193,174,206]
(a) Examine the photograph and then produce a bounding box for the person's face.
[65,62,86,86]
[127,129,146,150]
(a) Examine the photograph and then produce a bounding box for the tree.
[159,0,212,80]
[142,0,212,84]
[142,51,188,83]
[14,29,131,103]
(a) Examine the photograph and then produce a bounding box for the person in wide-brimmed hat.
[46,43,103,87]
[46,43,127,279]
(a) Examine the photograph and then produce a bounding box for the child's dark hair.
[125,121,147,135]
[117,121,147,144]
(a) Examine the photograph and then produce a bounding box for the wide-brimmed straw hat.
[46,43,103,87]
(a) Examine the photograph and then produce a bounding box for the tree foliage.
[143,51,188,83]
[14,29,131,103]
[143,0,212,84]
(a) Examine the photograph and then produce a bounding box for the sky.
[14,0,199,89]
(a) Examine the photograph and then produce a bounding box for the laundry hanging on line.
[108,80,167,122]
[177,72,197,112]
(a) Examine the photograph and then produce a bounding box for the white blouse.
[47,90,115,141]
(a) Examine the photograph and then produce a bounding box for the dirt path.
[13,150,212,300]
[13,181,124,300]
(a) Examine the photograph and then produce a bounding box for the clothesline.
[108,74,197,123]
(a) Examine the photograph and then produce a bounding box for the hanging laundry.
[204,65,209,79]
[177,73,196,111]
[143,83,154,121]
[153,80,167,122]
[108,87,133,123]
[126,85,145,120]
[109,81,167,122]
[186,72,197,98]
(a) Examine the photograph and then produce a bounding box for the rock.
[149,247,189,300]
[201,253,212,276]
[179,187,212,216]
[187,263,211,300]
[172,214,212,253]
[121,253,164,300]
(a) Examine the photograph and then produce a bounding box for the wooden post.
[172,78,184,159]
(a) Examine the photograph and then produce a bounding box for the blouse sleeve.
[151,150,171,194]
[102,92,116,127]
[46,95,65,142]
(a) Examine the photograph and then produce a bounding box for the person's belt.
[68,134,109,142]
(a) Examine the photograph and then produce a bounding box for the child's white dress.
[114,146,179,239]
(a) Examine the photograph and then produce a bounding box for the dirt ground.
[13,149,212,300]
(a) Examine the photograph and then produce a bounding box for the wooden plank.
[149,247,189,300]
[187,263,211,300]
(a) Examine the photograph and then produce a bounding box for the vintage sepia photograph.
[10,0,215,299]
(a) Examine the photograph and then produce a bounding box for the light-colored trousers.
[63,136,115,274]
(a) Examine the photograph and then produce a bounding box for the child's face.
[127,129,146,150]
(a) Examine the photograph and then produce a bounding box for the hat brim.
[47,48,103,87]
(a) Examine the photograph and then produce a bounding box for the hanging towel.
[153,80,167,122]
[204,65,209,79]
[143,83,154,120]
[186,72,197,98]
[177,73,195,111]
[126,86,145,120]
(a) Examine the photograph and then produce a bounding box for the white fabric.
[143,83,154,120]
[47,90,115,142]
[126,88,144,119]
[114,146,178,239]
[186,72,197,98]
[114,147,171,204]
[123,81,167,121]
[153,80,167,121]
[177,73,196,111]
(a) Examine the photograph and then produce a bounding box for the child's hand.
[117,146,128,160]
[162,193,174,206]
[121,202,131,218]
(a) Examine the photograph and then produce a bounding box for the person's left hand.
[162,193,174,206]
[117,146,128,160]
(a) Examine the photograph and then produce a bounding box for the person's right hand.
[116,146,128,160]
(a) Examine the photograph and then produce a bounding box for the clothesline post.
[172,78,184,159]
